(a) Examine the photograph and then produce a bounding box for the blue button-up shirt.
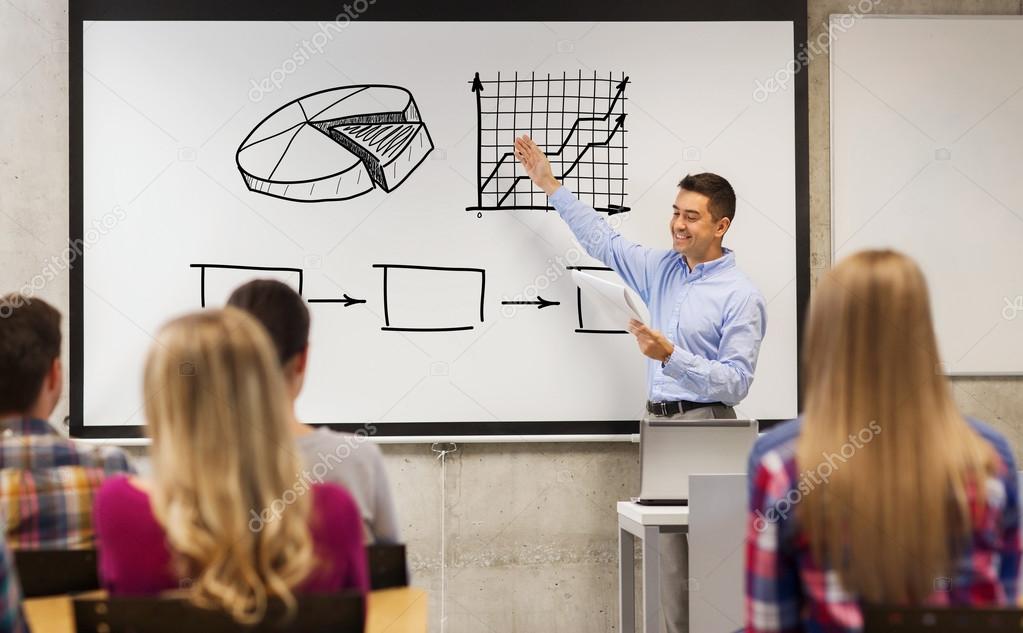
[550,186,767,405]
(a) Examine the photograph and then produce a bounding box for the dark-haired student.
[745,250,1020,633]
[0,293,134,550]
[228,279,401,545]
[515,136,767,633]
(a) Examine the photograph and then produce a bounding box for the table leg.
[619,524,636,633]
[642,526,661,633]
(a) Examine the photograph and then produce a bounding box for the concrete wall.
[1,1,1020,632]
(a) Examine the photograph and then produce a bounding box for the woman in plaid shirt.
[745,250,1020,632]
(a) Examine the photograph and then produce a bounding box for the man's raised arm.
[513,135,658,302]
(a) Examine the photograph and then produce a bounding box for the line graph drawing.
[236,85,433,203]
[466,71,630,215]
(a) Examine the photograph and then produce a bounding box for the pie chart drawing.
[236,85,434,203]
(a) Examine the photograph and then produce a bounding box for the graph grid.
[466,71,630,214]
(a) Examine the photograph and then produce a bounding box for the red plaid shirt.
[745,418,1020,633]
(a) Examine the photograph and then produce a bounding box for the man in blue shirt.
[514,135,766,633]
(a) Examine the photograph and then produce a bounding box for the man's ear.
[716,216,731,238]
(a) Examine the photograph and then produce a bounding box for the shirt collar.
[0,417,58,438]
[681,248,735,278]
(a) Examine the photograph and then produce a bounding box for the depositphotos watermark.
[752,420,882,532]
[1002,296,1022,321]
[248,424,378,532]
[248,0,377,103]
[0,205,127,319]
[752,0,883,104]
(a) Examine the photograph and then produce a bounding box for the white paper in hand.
[571,270,648,328]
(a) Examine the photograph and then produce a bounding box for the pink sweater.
[94,475,369,596]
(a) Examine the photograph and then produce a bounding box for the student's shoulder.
[749,418,802,472]
[747,419,803,503]
[47,432,134,473]
[310,483,363,537]
[298,428,383,463]
[311,482,361,515]
[84,443,135,472]
[94,475,150,521]
[96,474,146,499]
[966,417,1017,474]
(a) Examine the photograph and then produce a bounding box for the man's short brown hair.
[226,280,309,366]
[678,172,736,222]
[0,294,62,413]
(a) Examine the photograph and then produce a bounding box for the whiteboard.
[831,16,1023,374]
[77,20,800,434]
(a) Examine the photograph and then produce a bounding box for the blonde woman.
[93,309,368,623]
[745,250,1019,632]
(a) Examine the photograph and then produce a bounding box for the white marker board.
[74,13,804,436]
[831,16,1023,375]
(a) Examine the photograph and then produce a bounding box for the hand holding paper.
[570,270,647,326]
[570,270,672,362]
[627,319,674,363]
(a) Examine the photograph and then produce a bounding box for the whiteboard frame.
[69,0,811,439]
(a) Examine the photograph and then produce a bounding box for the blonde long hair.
[143,308,314,623]
[797,250,994,603]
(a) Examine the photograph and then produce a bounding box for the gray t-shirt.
[294,428,400,544]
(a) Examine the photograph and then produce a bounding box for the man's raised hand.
[513,135,560,196]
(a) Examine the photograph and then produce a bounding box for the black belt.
[646,400,726,417]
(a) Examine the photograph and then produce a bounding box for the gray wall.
[2,1,1021,632]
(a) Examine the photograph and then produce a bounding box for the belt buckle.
[656,401,669,417]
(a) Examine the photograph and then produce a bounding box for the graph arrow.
[307,294,366,307]
[472,72,484,207]
[477,74,630,193]
[496,113,628,207]
[501,297,560,310]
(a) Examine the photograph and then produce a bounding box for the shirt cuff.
[661,345,699,381]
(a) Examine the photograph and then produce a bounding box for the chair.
[12,548,100,597]
[863,605,1023,632]
[367,543,408,590]
[73,591,365,633]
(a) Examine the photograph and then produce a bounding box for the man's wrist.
[660,344,674,365]
[541,177,561,197]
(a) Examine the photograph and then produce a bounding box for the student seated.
[0,293,134,549]
[228,279,401,545]
[745,250,1019,632]
[93,308,369,623]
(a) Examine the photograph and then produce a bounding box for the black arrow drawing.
[501,297,560,310]
[472,72,484,208]
[307,294,366,307]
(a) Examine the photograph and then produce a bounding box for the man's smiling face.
[670,188,728,262]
